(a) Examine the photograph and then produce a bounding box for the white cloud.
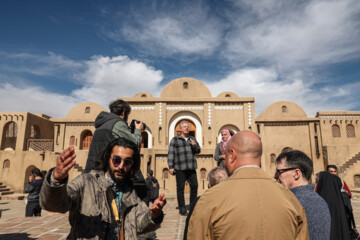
[205,68,358,116]
[72,55,163,105]
[224,0,360,68]
[0,83,78,118]
[104,3,223,56]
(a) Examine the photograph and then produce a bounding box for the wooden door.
[81,131,92,150]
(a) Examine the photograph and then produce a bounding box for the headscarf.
[316,171,350,240]
[219,129,231,155]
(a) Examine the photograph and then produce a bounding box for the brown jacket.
[40,169,162,240]
[187,167,309,240]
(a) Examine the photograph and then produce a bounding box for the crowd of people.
[22,98,359,240]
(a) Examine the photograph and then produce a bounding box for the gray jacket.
[40,169,162,240]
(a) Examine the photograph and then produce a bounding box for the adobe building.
[0,78,359,197]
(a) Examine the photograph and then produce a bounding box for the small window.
[30,125,40,139]
[270,154,276,163]
[225,94,231,98]
[3,159,10,168]
[163,168,169,179]
[282,147,293,153]
[183,82,188,89]
[141,94,147,98]
[354,175,360,188]
[85,107,90,114]
[332,124,341,138]
[346,124,355,138]
[200,168,207,180]
[282,106,287,113]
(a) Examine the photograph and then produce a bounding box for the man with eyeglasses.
[187,131,309,240]
[40,138,166,240]
[168,120,201,216]
[275,150,330,240]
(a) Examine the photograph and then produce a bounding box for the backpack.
[150,178,159,200]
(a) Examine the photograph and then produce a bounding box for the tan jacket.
[187,167,309,240]
[40,169,162,240]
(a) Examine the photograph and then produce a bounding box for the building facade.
[1,78,359,195]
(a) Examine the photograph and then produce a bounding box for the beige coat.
[187,167,309,240]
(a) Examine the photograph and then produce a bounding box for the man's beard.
[109,168,127,184]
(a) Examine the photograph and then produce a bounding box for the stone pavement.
[1,198,360,240]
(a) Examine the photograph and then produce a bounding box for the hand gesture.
[135,121,143,130]
[53,146,76,181]
[189,139,196,146]
[150,193,167,218]
[169,169,175,175]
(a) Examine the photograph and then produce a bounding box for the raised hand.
[150,193,167,219]
[53,146,76,181]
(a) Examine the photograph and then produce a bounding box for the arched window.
[332,124,341,137]
[270,154,276,163]
[80,130,92,150]
[162,168,169,179]
[354,175,360,188]
[30,125,40,139]
[282,106,287,113]
[200,168,207,180]
[85,107,90,114]
[175,119,196,138]
[141,131,148,148]
[69,136,75,146]
[183,82,188,89]
[346,124,355,138]
[141,94,147,98]
[1,121,18,150]
[225,94,231,98]
[3,159,10,168]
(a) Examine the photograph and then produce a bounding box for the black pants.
[25,201,42,217]
[175,169,198,209]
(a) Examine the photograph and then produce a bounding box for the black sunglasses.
[112,156,133,168]
[275,167,298,178]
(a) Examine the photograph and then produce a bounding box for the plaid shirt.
[168,135,201,170]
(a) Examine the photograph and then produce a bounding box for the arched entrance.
[1,121,18,150]
[23,165,36,193]
[174,119,196,138]
[217,125,239,143]
[168,112,202,146]
[81,130,93,150]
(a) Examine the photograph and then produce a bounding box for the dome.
[160,78,212,98]
[66,102,107,120]
[132,92,155,99]
[257,101,308,121]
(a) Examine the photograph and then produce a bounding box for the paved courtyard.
[0,197,359,240]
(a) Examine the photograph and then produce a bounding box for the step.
[0,188,10,192]
[1,191,14,195]
[0,193,27,200]
[0,185,6,189]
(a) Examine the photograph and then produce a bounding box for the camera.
[130,119,146,133]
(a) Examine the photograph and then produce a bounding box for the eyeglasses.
[112,156,133,168]
[275,167,297,178]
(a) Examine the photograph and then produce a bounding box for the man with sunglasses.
[187,131,309,240]
[275,150,330,240]
[40,138,166,240]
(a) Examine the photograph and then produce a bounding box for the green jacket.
[40,169,162,239]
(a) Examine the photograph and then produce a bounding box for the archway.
[1,121,18,150]
[174,119,196,138]
[23,165,37,193]
[168,112,202,146]
[217,125,239,143]
[80,130,93,150]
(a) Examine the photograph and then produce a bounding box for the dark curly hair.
[109,99,131,120]
[93,138,140,179]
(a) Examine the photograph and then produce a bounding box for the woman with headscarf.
[214,129,231,166]
[316,171,350,240]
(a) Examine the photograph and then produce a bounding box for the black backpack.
[150,178,159,200]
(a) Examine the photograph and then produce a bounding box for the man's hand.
[53,146,76,181]
[135,121,143,130]
[150,193,167,219]
[169,169,175,175]
[28,175,34,182]
[189,139,196,146]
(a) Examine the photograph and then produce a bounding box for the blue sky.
[0,0,359,118]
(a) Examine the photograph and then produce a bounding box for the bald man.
[187,131,309,240]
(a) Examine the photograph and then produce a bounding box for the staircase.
[0,182,20,200]
[339,152,360,173]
